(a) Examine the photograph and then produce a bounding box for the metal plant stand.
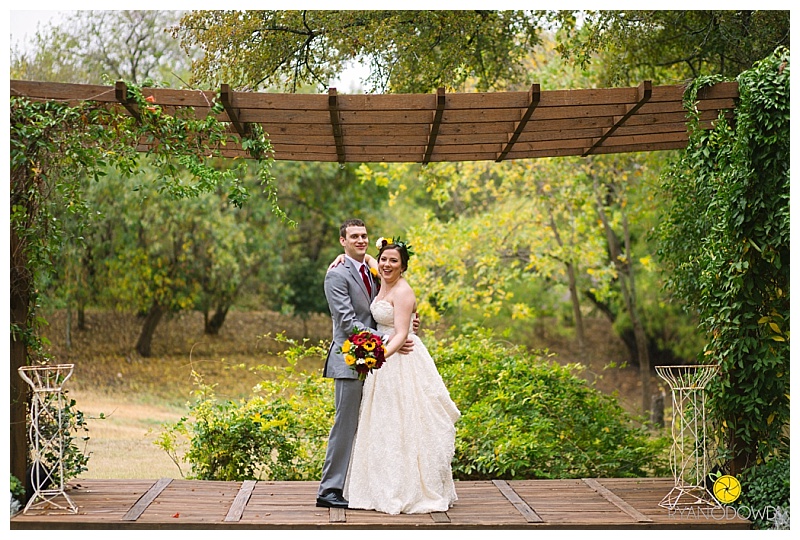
[18,364,78,514]
[655,364,720,511]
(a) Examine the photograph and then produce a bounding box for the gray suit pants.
[318,377,363,496]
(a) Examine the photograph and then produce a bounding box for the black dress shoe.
[316,490,349,508]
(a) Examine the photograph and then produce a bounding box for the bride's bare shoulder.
[397,279,416,300]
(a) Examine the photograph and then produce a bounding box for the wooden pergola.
[10,79,738,164]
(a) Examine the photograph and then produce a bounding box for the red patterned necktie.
[360,265,372,297]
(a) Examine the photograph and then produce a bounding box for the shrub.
[160,330,668,481]
[735,457,790,530]
[155,334,333,481]
[433,329,669,479]
[10,475,24,516]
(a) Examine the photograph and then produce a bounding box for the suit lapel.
[347,260,371,300]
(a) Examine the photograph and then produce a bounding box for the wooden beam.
[496,83,541,162]
[220,84,250,138]
[582,478,654,523]
[582,80,652,156]
[10,78,738,163]
[423,87,446,165]
[328,88,346,164]
[120,478,171,521]
[224,480,256,522]
[492,479,543,523]
[114,81,141,123]
[329,508,346,522]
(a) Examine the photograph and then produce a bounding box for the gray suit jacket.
[323,258,379,379]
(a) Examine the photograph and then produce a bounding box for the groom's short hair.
[340,218,366,239]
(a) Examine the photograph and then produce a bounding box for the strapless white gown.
[343,300,461,514]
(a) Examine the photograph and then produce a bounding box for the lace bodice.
[371,299,399,334]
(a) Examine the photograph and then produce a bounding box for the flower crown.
[375,236,414,258]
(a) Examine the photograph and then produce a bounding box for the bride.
[343,237,461,514]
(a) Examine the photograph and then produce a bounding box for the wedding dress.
[343,299,461,514]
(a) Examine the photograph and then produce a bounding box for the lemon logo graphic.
[713,474,742,504]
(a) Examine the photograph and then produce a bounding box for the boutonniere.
[369,267,379,278]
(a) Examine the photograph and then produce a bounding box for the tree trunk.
[77,300,86,331]
[547,210,586,348]
[204,305,230,335]
[565,261,586,348]
[9,184,31,487]
[66,306,72,350]
[135,302,166,357]
[594,179,651,414]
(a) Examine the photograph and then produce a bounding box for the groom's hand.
[411,312,420,334]
[398,338,415,355]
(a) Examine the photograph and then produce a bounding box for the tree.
[557,10,790,85]
[588,157,652,413]
[174,10,557,92]
[174,10,789,93]
[267,160,388,322]
[11,10,189,86]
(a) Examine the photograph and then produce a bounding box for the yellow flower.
[363,340,376,351]
[365,357,377,368]
[344,354,356,365]
[342,340,352,353]
[369,267,378,277]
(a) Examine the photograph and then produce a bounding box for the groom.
[316,218,414,508]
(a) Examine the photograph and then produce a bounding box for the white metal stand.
[655,364,720,511]
[18,364,79,514]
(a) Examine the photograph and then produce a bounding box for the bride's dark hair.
[378,242,410,272]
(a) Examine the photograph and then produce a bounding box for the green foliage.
[11,84,280,330]
[558,11,790,85]
[155,335,333,480]
[267,161,388,317]
[434,330,669,479]
[26,385,99,484]
[736,457,790,530]
[656,48,790,469]
[175,10,558,93]
[47,392,94,482]
[161,330,668,481]
[10,474,24,515]
[10,475,25,499]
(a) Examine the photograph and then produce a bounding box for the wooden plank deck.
[10,477,751,530]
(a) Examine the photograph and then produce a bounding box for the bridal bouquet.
[339,328,386,381]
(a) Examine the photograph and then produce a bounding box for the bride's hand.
[328,254,346,271]
[327,254,377,272]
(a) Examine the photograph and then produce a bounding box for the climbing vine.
[656,47,790,472]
